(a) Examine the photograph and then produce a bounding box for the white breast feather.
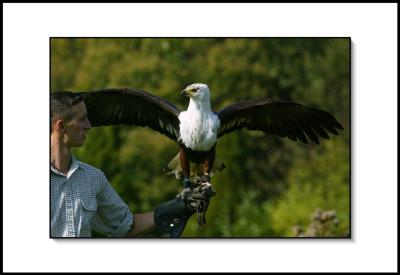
[179,108,220,151]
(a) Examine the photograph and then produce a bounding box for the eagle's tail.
[163,152,226,179]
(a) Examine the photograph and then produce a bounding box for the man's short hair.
[50,92,85,130]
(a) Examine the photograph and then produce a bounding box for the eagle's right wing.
[78,88,181,142]
[216,98,343,144]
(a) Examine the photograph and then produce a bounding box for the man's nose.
[85,119,92,130]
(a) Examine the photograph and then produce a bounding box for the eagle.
[78,83,343,197]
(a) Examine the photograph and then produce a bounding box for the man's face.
[63,101,92,147]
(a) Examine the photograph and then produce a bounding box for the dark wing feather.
[78,88,181,141]
[217,98,343,144]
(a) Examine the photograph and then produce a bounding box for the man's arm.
[125,211,155,237]
[125,185,213,238]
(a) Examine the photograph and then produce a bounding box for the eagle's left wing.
[78,88,181,142]
[216,98,343,144]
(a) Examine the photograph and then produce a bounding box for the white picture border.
[3,3,397,272]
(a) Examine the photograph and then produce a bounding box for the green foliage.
[292,208,347,237]
[51,38,350,237]
[265,139,350,237]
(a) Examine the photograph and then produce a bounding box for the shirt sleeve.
[91,171,134,237]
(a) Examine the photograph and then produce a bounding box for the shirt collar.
[50,155,82,178]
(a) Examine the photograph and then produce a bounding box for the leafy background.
[51,38,350,237]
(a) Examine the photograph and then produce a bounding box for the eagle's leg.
[201,147,216,197]
[176,142,192,200]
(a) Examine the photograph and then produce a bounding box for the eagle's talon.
[176,187,192,200]
[200,182,216,197]
[200,174,211,183]
[182,178,193,189]
[200,181,211,189]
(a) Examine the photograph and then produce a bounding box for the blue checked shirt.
[50,156,134,237]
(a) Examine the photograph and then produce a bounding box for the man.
[50,92,208,237]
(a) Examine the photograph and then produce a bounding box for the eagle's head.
[181,83,210,103]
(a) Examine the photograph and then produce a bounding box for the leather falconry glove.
[154,186,213,237]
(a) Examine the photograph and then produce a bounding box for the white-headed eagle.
[78,83,343,196]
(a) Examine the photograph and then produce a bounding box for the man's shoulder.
[77,161,105,176]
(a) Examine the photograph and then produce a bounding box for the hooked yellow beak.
[181,88,191,97]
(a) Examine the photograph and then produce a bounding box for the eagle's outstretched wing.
[216,99,343,144]
[78,88,181,141]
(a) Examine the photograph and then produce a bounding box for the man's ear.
[54,119,65,132]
